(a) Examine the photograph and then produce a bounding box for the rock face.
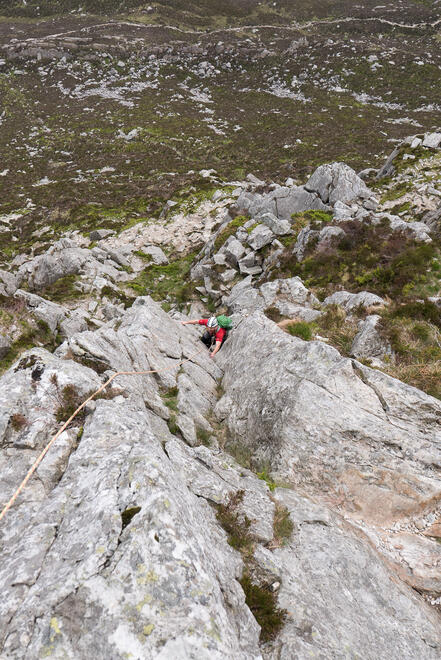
[1,297,440,659]
[0,299,261,659]
[216,313,441,599]
[305,162,371,204]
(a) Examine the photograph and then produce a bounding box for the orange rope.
[0,347,205,523]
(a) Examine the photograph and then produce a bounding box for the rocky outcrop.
[1,297,440,659]
[304,162,371,205]
[323,290,387,312]
[216,313,441,598]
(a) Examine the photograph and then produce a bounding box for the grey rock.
[305,162,371,204]
[357,167,378,180]
[216,313,441,596]
[270,488,441,660]
[316,225,346,249]
[221,238,246,266]
[422,132,441,148]
[258,212,291,236]
[14,289,66,333]
[239,264,263,277]
[422,202,441,232]
[225,276,319,316]
[0,333,10,358]
[246,173,265,186]
[323,290,386,312]
[376,146,401,179]
[219,268,237,283]
[89,229,115,241]
[247,224,274,250]
[411,137,422,149]
[350,314,393,363]
[142,245,169,265]
[372,213,432,243]
[332,200,354,220]
[0,269,18,297]
[237,186,329,221]
[292,226,319,260]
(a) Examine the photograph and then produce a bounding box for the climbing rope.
[0,346,205,523]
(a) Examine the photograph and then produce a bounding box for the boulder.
[0,269,18,297]
[142,245,169,265]
[422,132,441,149]
[305,162,371,205]
[237,186,329,221]
[292,226,319,261]
[222,238,246,267]
[14,289,67,333]
[258,212,291,236]
[216,313,441,596]
[316,225,346,250]
[350,314,394,363]
[247,224,274,250]
[323,290,386,312]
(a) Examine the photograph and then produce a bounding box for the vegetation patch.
[378,303,441,399]
[272,217,441,302]
[10,412,28,432]
[196,425,212,447]
[216,489,253,554]
[53,378,124,425]
[213,215,249,252]
[257,466,277,492]
[272,501,294,547]
[285,321,315,341]
[239,574,287,643]
[127,251,198,307]
[41,274,85,303]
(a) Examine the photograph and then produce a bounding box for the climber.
[181,316,229,358]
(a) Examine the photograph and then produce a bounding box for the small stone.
[89,229,115,241]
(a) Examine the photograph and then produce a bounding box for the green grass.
[128,251,199,306]
[286,321,315,341]
[213,215,249,252]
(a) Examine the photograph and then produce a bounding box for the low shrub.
[216,490,253,553]
[239,574,287,643]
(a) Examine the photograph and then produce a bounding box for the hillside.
[0,3,441,659]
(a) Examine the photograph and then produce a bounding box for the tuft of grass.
[196,425,211,447]
[314,305,358,356]
[257,467,277,492]
[272,501,294,547]
[286,321,315,341]
[41,274,85,303]
[239,574,287,643]
[378,304,441,399]
[54,383,124,425]
[216,490,253,554]
[10,412,28,432]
